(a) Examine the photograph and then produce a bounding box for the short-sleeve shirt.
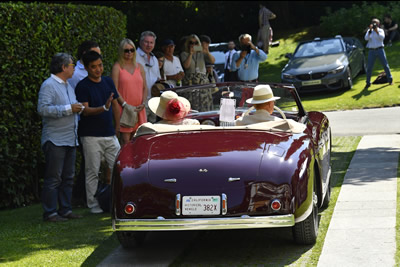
[75,76,119,137]
[163,55,184,87]
[180,51,207,74]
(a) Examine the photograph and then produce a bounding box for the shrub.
[0,2,126,208]
[320,1,400,39]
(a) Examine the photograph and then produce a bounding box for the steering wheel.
[274,105,287,120]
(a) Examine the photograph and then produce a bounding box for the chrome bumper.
[113,214,295,231]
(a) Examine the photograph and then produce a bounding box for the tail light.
[271,199,281,211]
[176,194,181,216]
[124,203,135,214]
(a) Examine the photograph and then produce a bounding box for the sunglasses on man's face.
[189,41,199,45]
[124,48,135,53]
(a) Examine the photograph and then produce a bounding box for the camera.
[372,23,377,29]
[241,44,251,53]
[193,45,202,52]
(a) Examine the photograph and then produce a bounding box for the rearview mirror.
[285,53,293,59]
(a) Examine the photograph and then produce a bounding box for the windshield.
[294,38,344,58]
[173,83,300,126]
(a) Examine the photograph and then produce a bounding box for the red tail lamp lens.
[125,203,135,214]
[271,200,281,211]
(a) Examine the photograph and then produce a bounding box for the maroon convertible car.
[112,82,331,247]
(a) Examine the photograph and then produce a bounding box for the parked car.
[112,82,332,248]
[281,36,366,92]
[209,42,229,82]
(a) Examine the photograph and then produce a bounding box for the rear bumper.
[113,214,295,231]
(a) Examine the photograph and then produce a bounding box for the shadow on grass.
[352,83,389,100]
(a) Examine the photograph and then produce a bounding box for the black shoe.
[61,212,83,219]
[364,83,371,89]
[388,79,394,85]
[45,215,68,222]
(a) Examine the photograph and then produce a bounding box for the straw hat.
[246,85,280,104]
[148,91,191,120]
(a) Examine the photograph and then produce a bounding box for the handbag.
[120,104,138,128]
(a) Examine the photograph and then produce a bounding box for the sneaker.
[90,206,104,214]
[364,83,371,89]
[389,79,394,85]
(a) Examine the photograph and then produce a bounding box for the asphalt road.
[97,107,400,267]
[324,106,400,136]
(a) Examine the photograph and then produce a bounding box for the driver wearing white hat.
[235,84,281,126]
[148,90,200,125]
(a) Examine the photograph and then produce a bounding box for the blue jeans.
[41,141,76,219]
[366,48,392,85]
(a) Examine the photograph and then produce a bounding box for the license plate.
[182,196,220,215]
[302,80,321,86]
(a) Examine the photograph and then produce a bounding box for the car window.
[294,39,344,57]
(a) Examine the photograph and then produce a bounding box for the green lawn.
[259,27,400,111]
[0,206,118,267]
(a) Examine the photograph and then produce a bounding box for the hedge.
[320,1,400,39]
[0,2,126,208]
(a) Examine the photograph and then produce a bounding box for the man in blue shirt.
[231,34,267,82]
[75,51,121,214]
[37,53,84,222]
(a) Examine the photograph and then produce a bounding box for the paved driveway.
[324,106,400,136]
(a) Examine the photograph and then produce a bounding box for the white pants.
[80,136,120,209]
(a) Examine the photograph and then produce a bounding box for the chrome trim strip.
[164,178,177,183]
[228,177,240,182]
[113,214,295,231]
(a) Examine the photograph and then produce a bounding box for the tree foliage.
[0,2,126,208]
[320,1,400,38]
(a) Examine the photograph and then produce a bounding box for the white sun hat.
[246,84,280,104]
[148,90,191,120]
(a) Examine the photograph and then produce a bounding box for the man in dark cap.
[161,39,185,87]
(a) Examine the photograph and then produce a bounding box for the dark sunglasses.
[189,41,199,45]
[124,48,135,53]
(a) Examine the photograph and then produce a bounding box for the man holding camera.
[231,33,267,83]
[364,18,393,89]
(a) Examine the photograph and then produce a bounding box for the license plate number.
[182,196,220,215]
[302,80,321,86]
